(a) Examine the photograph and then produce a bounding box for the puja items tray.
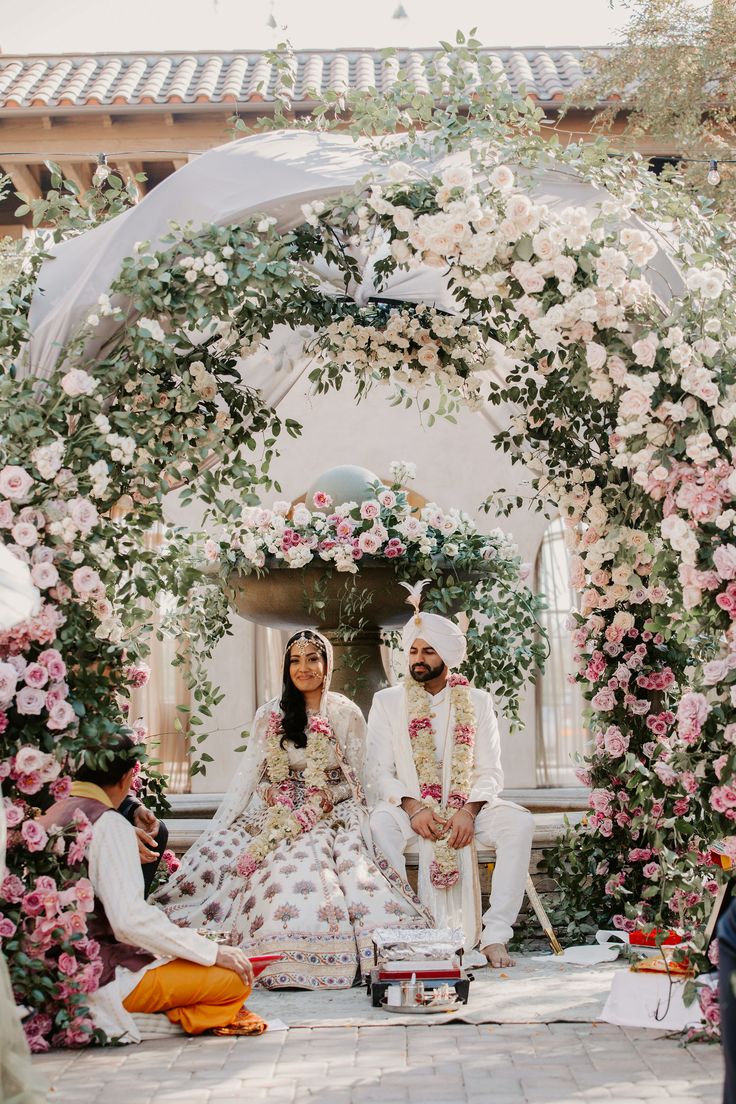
[369,967,471,1008]
[368,928,470,1008]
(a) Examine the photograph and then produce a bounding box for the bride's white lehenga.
[154,638,431,989]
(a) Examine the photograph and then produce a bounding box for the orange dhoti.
[123,960,261,1035]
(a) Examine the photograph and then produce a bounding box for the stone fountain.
[227,465,415,715]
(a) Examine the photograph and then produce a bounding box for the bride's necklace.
[237,709,335,880]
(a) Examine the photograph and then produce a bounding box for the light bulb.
[707,160,721,186]
[93,153,109,187]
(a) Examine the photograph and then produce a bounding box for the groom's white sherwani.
[366,683,534,950]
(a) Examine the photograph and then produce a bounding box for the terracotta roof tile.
[0,48,601,112]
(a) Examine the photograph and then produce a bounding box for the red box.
[629,928,681,947]
[249,953,284,978]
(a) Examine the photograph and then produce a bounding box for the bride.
[154,629,429,988]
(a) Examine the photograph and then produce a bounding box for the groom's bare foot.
[482,942,515,968]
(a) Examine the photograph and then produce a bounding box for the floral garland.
[405,673,476,889]
[236,710,336,879]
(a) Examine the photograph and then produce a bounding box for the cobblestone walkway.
[36,1022,723,1104]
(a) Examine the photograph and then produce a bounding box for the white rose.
[392,207,414,232]
[631,333,658,367]
[61,368,98,397]
[585,343,607,373]
[137,317,166,342]
[490,165,514,190]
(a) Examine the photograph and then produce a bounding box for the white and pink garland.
[405,673,476,889]
[236,710,336,878]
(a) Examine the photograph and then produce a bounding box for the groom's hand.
[445,808,476,850]
[409,807,446,841]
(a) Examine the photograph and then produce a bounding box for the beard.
[410,658,446,684]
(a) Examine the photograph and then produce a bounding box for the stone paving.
[36,1022,724,1104]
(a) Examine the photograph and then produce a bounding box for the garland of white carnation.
[236,710,335,879]
[405,674,476,889]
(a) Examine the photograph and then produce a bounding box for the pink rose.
[677,691,710,731]
[38,649,66,678]
[71,566,102,595]
[14,686,46,715]
[68,497,98,534]
[73,878,95,912]
[11,522,39,547]
[0,465,34,501]
[642,862,660,880]
[14,746,56,778]
[589,789,613,815]
[15,770,42,795]
[0,500,14,527]
[653,760,678,786]
[47,699,76,732]
[0,915,17,939]
[58,953,78,976]
[603,726,629,758]
[312,491,333,510]
[359,500,380,520]
[0,661,18,706]
[24,662,49,689]
[702,659,729,685]
[21,891,44,916]
[714,544,736,581]
[1,874,24,903]
[3,799,25,827]
[335,519,355,539]
[162,849,181,874]
[21,819,48,852]
[50,775,72,800]
[31,562,59,590]
[591,688,616,711]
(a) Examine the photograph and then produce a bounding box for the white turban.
[402,612,467,669]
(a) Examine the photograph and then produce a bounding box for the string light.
[91,153,109,187]
[707,159,721,186]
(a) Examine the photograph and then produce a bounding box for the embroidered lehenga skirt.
[156,770,424,989]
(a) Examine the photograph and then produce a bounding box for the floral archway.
[1,39,734,1045]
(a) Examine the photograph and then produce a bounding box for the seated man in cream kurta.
[38,735,261,1042]
[367,610,534,968]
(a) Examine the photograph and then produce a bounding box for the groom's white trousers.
[370,800,535,946]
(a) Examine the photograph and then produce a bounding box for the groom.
[367,608,534,968]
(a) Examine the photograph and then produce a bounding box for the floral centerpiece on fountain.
[224,460,514,577]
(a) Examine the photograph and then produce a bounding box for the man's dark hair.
[76,734,142,787]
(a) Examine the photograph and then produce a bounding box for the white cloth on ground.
[86,810,217,1043]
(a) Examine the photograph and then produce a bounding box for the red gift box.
[629,928,681,947]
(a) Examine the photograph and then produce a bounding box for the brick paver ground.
[35,1022,724,1104]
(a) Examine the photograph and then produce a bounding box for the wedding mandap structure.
[4,35,734,1047]
[0,44,657,804]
